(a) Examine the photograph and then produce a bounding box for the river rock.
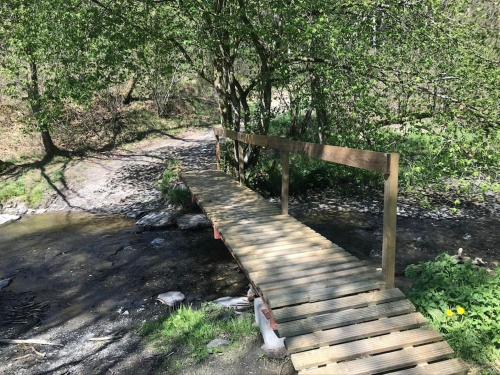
[157,291,185,306]
[0,214,21,226]
[213,296,251,311]
[150,238,166,247]
[136,209,179,229]
[176,214,211,230]
[207,338,230,350]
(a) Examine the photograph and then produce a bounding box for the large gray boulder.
[0,214,21,226]
[136,209,179,229]
[177,214,211,230]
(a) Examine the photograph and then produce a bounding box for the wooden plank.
[298,341,454,375]
[291,328,443,370]
[285,312,428,353]
[222,231,332,248]
[263,272,383,299]
[269,279,385,308]
[248,255,360,280]
[214,127,390,173]
[235,241,333,257]
[278,299,415,337]
[252,260,370,285]
[382,152,399,288]
[235,244,344,261]
[386,359,467,375]
[221,221,326,238]
[258,265,376,291]
[237,247,341,263]
[242,252,356,273]
[273,288,405,323]
[281,151,289,214]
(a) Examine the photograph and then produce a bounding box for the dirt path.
[45,128,215,216]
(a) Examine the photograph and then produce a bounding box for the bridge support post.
[215,134,221,170]
[281,151,289,215]
[382,153,399,288]
[237,141,244,184]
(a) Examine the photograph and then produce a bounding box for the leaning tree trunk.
[123,75,137,105]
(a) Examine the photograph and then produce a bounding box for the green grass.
[158,160,192,207]
[405,254,500,374]
[141,304,257,371]
[0,159,69,208]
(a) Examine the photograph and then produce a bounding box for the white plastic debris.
[157,291,185,306]
[254,297,286,358]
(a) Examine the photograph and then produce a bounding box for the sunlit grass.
[141,304,257,370]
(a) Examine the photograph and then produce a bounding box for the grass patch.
[141,304,257,371]
[405,254,500,374]
[158,160,192,207]
[0,158,69,208]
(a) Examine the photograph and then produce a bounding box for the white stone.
[176,214,211,230]
[206,338,230,350]
[0,214,21,226]
[157,291,185,306]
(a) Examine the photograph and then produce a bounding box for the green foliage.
[245,115,499,205]
[159,161,192,207]
[159,161,181,196]
[141,304,256,368]
[405,254,500,370]
[0,179,26,204]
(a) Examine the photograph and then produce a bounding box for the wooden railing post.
[215,134,221,170]
[281,151,289,215]
[382,153,399,288]
[237,141,244,184]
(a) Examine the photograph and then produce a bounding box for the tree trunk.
[123,75,137,105]
[29,59,63,158]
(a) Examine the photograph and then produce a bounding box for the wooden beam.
[214,127,389,173]
[237,140,244,184]
[382,153,399,288]
[215,133,221,171]
[281,151,289,215]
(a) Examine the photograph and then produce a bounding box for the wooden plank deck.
[182,168,468,375]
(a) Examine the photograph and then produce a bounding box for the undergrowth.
[225,116,499,210]
[405,254,500,374]
[141,304,256,371]
[0,162,67,208]
[158,160,191,206]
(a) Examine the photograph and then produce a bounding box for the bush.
[158,161,192,207]
[405,254,499,372]
[159,160,181,196]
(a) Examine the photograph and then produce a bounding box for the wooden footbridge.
[181,127,467,375]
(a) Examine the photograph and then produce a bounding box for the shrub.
[405,254,499,372]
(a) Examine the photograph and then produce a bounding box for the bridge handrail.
[212,126,399,288]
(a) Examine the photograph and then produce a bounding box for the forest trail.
[43,128,214,217]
